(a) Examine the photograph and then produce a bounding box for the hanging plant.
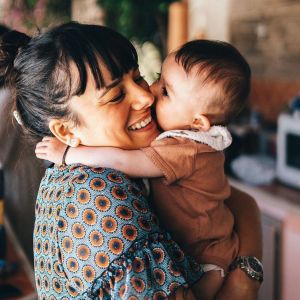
[97,0,177,56]
[2,0,71,32]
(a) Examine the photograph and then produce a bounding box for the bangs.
[53,23,138,96]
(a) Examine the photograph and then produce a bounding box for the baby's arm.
[35,137,163,178]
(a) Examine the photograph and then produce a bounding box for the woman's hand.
[35,137,67,165]
[216,268,260,300]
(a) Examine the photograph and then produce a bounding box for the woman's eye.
[134,75,146,84]
[109,92,125,103]
[135,75,150,89]
[162,86,168,97]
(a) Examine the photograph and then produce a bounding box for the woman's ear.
[191,114,211,131]
[48,119,81,147]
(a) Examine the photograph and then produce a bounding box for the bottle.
[0,168,6,265]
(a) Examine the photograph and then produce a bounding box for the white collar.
[155,126,232,151]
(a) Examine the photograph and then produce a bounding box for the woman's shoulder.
[46,164,132,186]
[40,164,136,210]
[45,164,145,208]
[40,164,149,233]
[67,165,138,194]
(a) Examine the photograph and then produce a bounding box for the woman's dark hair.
[0,24,11,88]
[0,24,10,37]
[0,30,30,89]
[175,39,251,125]
[0,22,138,139]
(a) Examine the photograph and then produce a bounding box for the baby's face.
[151,53,210,131]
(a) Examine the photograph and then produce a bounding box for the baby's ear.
[191,114,211,131]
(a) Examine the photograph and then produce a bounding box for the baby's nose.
[150,80,159,97]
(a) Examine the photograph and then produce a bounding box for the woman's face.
[68,65,159,149]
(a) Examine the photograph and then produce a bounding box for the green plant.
[97,0,177,55]
[5,0,71,30]
[46,0,72,21]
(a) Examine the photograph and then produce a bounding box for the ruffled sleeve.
[87,232,203,299]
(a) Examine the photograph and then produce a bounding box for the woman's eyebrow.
[99,78,122,97]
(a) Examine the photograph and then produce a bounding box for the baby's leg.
[191,266,225,300]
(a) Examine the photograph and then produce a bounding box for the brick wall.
[188,0,231,41]
[230,0,300,79]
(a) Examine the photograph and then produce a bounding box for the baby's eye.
[162,86,169,97]
[156,72,161,80]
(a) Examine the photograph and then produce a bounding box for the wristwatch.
[229,256,264,283]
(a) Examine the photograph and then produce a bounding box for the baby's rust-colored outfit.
[142,127,239,271]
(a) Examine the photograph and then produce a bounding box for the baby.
[36,39,251,300]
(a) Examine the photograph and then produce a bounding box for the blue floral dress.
[34,164,203,299]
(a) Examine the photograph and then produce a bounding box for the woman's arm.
[216,186,262,300]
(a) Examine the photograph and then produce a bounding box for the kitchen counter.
[230,177,300,221]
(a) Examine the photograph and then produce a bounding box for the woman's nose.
[130,83,155,111]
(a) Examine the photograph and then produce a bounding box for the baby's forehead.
[163,52,203,78]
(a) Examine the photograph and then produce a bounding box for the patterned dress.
[34,164,203,299]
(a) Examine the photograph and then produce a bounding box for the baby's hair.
[0,22,138,140]
[175,40,251,125]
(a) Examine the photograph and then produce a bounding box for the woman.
[0,22,262,299]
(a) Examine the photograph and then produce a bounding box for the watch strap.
[230,256,264,283]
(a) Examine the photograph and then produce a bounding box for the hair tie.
[13,110,23,126]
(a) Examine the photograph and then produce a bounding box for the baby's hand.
[35,137,67,165]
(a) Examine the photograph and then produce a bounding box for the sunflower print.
[108,237,124,255]
[122,224,138,242]
[65,203,79,219]
[89,230,104,247]
[95,195,111,212]
[66,257,79,273]
[116,205,133,220]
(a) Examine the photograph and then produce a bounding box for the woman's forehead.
[68,59,111,90]
[69,60,140,94]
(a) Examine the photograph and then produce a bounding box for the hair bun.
[0,30,31,87]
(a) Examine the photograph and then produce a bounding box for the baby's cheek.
[155,102,163,120]
[155,108,169,131]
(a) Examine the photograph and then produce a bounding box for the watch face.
[232,256,264,283]
[248,258,263,273]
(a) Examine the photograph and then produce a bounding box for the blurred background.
[0,0,300,299]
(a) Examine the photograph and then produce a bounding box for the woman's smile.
[128,115,152,131]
